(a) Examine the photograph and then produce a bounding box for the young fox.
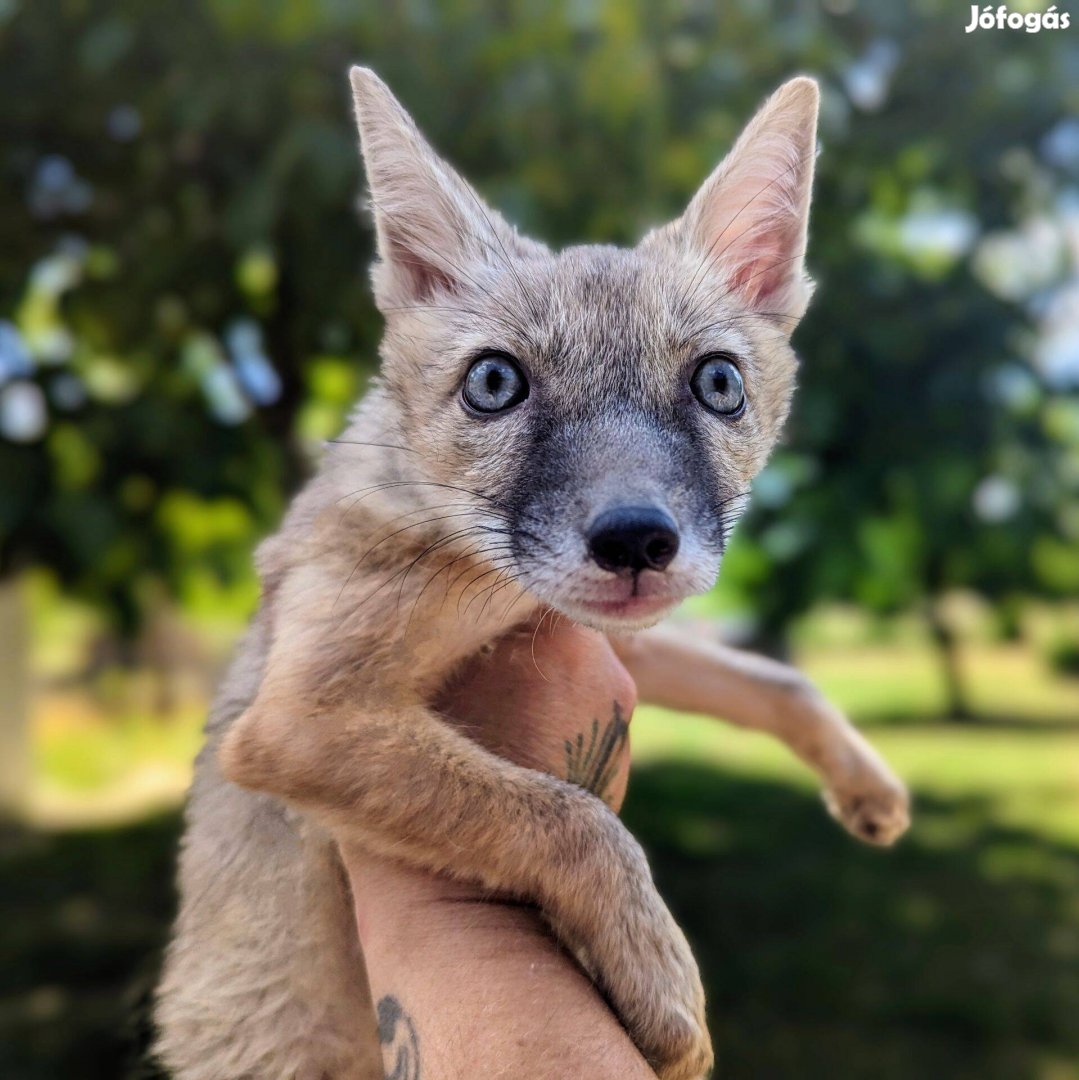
[154,68,909,1080]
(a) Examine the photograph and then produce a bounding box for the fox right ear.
[648,77,820,326]
[349,67,536,309]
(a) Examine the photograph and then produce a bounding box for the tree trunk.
[0,575,31,814]
[926,599,971,721]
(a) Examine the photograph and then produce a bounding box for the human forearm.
[346,620,668,1079]
[351,855,656,1080]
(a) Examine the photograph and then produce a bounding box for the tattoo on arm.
[377,995,421,1080]
[564,702,629,805]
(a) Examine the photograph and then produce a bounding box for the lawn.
[4,633,1079,1078]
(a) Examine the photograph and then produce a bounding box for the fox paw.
[651,1018,714,1080]
[823,776,910,846]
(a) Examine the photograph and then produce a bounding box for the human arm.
[346,620,661,1080]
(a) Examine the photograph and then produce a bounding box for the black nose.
[587,506,680,574]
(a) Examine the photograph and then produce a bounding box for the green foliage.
[1,0,1077,633]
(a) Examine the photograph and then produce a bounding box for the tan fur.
[155,69,908,1080]
[611,627,909,845]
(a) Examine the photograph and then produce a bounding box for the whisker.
[334,515,484,612]
[342,524,492,618]
[472,567,521,621]
[325,439,417,454]
[350,510,498,572]
[529,608,556,683]
[343,499,496,535]
[335,479,510,513]
[392,525,515,617]
[406,544,516,631]
[329,478,549,539]
[455,563,507,617]
[339,500,445,541]
[440,542,515,605]
[411,540,515,616]
[459,563,517,619]
[486,570,522,608]
[715,489,751,509]
[498,581,532,626]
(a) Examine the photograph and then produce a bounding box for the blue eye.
[462,353,528,414]
[690,355,745,416]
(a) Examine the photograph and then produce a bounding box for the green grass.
[36,711,204,794]
[8,634,1079,1078]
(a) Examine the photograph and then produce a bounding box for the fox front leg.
[218,620,713,1080]
[612,626,910,845]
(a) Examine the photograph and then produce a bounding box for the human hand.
[436,615,639,810]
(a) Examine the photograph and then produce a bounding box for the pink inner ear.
[697,154,807,311]
[723,217,799,307]
[387,230,458,301]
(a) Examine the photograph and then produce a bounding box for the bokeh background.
[2,1,1079,1077]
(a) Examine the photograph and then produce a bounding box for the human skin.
[345,617,658,1079]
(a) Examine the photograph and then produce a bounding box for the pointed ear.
[348,66,538,309]
[663,77,819,324]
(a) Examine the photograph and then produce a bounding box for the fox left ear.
[660,77,819,325]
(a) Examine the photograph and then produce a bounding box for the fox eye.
[462,353,528,414]
[690,354,745,416]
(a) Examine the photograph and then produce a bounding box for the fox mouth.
[555,575,686,628]
[577,593,677,620]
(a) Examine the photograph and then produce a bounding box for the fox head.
[341,67,818,632]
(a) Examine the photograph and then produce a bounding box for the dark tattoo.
[377,995,421,1080]
[564,702,629,804]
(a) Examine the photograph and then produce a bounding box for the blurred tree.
[1,0,1077,725]
[722,4,1079,716]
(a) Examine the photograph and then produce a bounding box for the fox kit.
[155,68,909,1080]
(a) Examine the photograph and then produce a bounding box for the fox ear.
[349,66,536,309]
[666,77,819,324]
